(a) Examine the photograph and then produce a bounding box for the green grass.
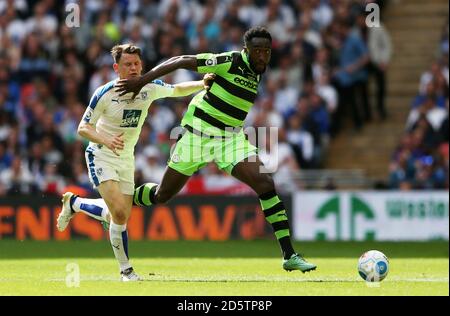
[0,241,448,296]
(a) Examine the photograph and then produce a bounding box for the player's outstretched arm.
[78,121,124,156]
[115,55,198,98]
[172,73,216,97]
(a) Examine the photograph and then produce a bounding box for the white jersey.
[82,79,175,158]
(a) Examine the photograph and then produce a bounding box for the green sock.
[133,183,157,206]
[259,190,295,259]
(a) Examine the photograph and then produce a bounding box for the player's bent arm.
[171,80,204,97]
[78,121,108,145]
[78,121,124,156]
[116,56,199,97]
[137,56,198,89]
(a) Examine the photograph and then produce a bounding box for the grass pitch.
[0,240,448,296]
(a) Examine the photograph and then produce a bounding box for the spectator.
[411,81,446,109]
[25,1,57,41]
[0,0,28,17]
[263,0,295,47]
[0,141,12,171]
[259,128,300,193]
[27,141,45,179]
[0,155,36,194]
[1,0,443,195]
[332,19,369,132]
[367,13,392,120]
[419,61,448,95]
[405,96,448,132]
[238,0,264,28]
[286,113,314,169]
[316,70,338,115]
[38,162,66,196]
[272,73,299,117]
[17,32,51,83]
[135,145,166,184]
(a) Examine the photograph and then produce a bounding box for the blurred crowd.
[388,18,449,190]
[0,0,412,197]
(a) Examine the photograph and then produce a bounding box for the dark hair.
[243,26,272,46]
[111,44,142,63]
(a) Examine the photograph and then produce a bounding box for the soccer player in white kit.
[56,44,213,281]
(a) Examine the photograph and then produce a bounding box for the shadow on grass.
[0,240,448,259]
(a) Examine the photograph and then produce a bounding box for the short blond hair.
[111,44,142,63]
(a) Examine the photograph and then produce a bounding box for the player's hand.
[115,77,144,98]
[203,73,216,91]
[105,132,125,156]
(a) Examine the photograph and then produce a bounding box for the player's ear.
[113,63,119,73]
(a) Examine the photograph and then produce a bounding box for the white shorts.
[85,145,135,195]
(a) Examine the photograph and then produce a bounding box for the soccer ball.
[357,250,389,282]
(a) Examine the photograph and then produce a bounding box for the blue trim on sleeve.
[151,79,174,88]
[88,80,116,110]
[152,79,164,86]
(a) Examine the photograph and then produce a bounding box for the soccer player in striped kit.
[116,27,317,273]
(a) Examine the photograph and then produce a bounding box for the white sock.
[72,197,110,222]
[109,221,132,272]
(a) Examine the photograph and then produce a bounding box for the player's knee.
[109,201,130,224]
[111,209,128,224]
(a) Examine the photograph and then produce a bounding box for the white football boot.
[120,268,143,282]
[57,192,76,232]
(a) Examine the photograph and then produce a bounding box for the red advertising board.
[0,195,292,240]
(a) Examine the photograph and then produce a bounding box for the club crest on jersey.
[84,109,93,122]
[140,91,148,100]
[120,109,142,128]
[171,154,181,163]
[96,168,103,176]
[206,57,217,66]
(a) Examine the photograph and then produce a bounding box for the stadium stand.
[0,0,447,196]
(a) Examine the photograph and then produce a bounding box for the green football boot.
[283,253,317,273]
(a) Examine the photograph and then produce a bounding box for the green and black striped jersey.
[181,50,261,136]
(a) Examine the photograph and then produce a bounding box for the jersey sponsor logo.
[233,77,258,90]
[120,109,142,128]
[249,74,258,82]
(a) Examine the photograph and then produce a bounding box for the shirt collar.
[241,50,252,71]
